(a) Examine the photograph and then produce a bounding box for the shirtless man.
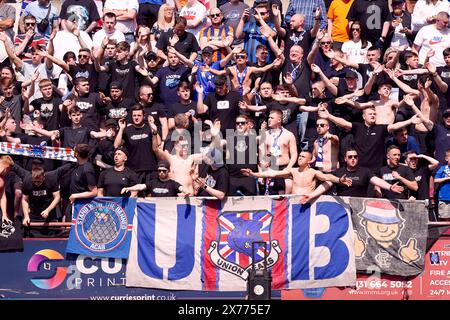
[313,118,339,172]
[148,116,206,195]
[0,156,14,223]
[241,151,351,195]
[260,109,298,170]
[336,82,402,125]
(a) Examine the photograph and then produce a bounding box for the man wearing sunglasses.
[14,14,46,63]
[236,3,277,64]
[331,148,404,197]
[199,9,234,63]
[122,160,186,197]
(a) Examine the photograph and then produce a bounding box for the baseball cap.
[392,0,405,6]
[345,70,358,79]
[105,119,118,128]
[443,109,450,117]
[157,160,170,171]
[110,81,123,90]
[202,46,214,55]
[145,51,158,61]
[114,146,129,157]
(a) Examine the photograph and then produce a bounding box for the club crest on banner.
[207,210,281,280]
[74,201,128,252]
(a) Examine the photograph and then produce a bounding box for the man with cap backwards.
[97,146,138,197]
[122,160,186,197]
[355,199,420,265]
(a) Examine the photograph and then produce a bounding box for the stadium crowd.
[0,0,450,237]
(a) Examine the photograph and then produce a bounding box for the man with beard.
[97,146,138,197]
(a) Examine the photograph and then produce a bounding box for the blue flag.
[66,197,136,259]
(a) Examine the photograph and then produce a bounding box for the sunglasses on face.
[210,13,221,18]
[25,22,36,26]
[316,123,326,128]
[320,41,331,45]
[236,121,247,125]
[347,155,358,159]
[158,169,168,173]
[236,54,247,59]
[444,114,450,118]
[78,55,89,58]
[259,11,268,15]
[351,28,361,31]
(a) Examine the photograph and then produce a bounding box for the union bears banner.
[66,197,136,259]
[0,142,76,162]
[125,195,356,290]
[350,198,428,276]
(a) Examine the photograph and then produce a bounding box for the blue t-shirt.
[435,165,450,201]
[155,65,190,112]
[195,60,221,99]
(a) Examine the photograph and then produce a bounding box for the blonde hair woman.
[150,4,175,45]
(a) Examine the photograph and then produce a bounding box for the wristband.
[152,130,158,135]
[432,73,438,77]
[101,44,106,49]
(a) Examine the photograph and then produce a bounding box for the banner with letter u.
[125,195,356,290]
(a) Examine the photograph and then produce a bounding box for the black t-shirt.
[145,178,182,197]
[22,175,59,221]
[197,165,230,197]
[351,123,389,171]
[142,102,167,136]
[333,166,374,197]
[284,29,313,55]
[30,96,62,131]
[346,0,389,43]
[107,60,140,99]
[123,124,157,172]
[69,162,97,195]
[227,134,259,177]
[156,30,200,59]
[76,93,105,130]
[98,167,138,197]
[59,126,91,148]
[204,91,242,133]
[105,97,135,120]
[436,65,450,111]
[282,60,311,99]
[378,164,416,199]
[356,63,392,100]
[60,0,100,31]
[168,100,197,136]
[93,137,115,166]
[412,164,431,200]
[69,63,99,92]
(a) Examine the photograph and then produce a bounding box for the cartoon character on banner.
[355,199,420,268]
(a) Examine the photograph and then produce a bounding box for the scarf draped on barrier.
[0,142,76,162]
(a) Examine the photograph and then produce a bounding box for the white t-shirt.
[390,20,410,49]
[412,0,450,31]
[414,24,450,66]
[51,30,94,78]
[179,2,208,39]
[92,28,125,48]
[341,40,372,64]
[103,0,139,34]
